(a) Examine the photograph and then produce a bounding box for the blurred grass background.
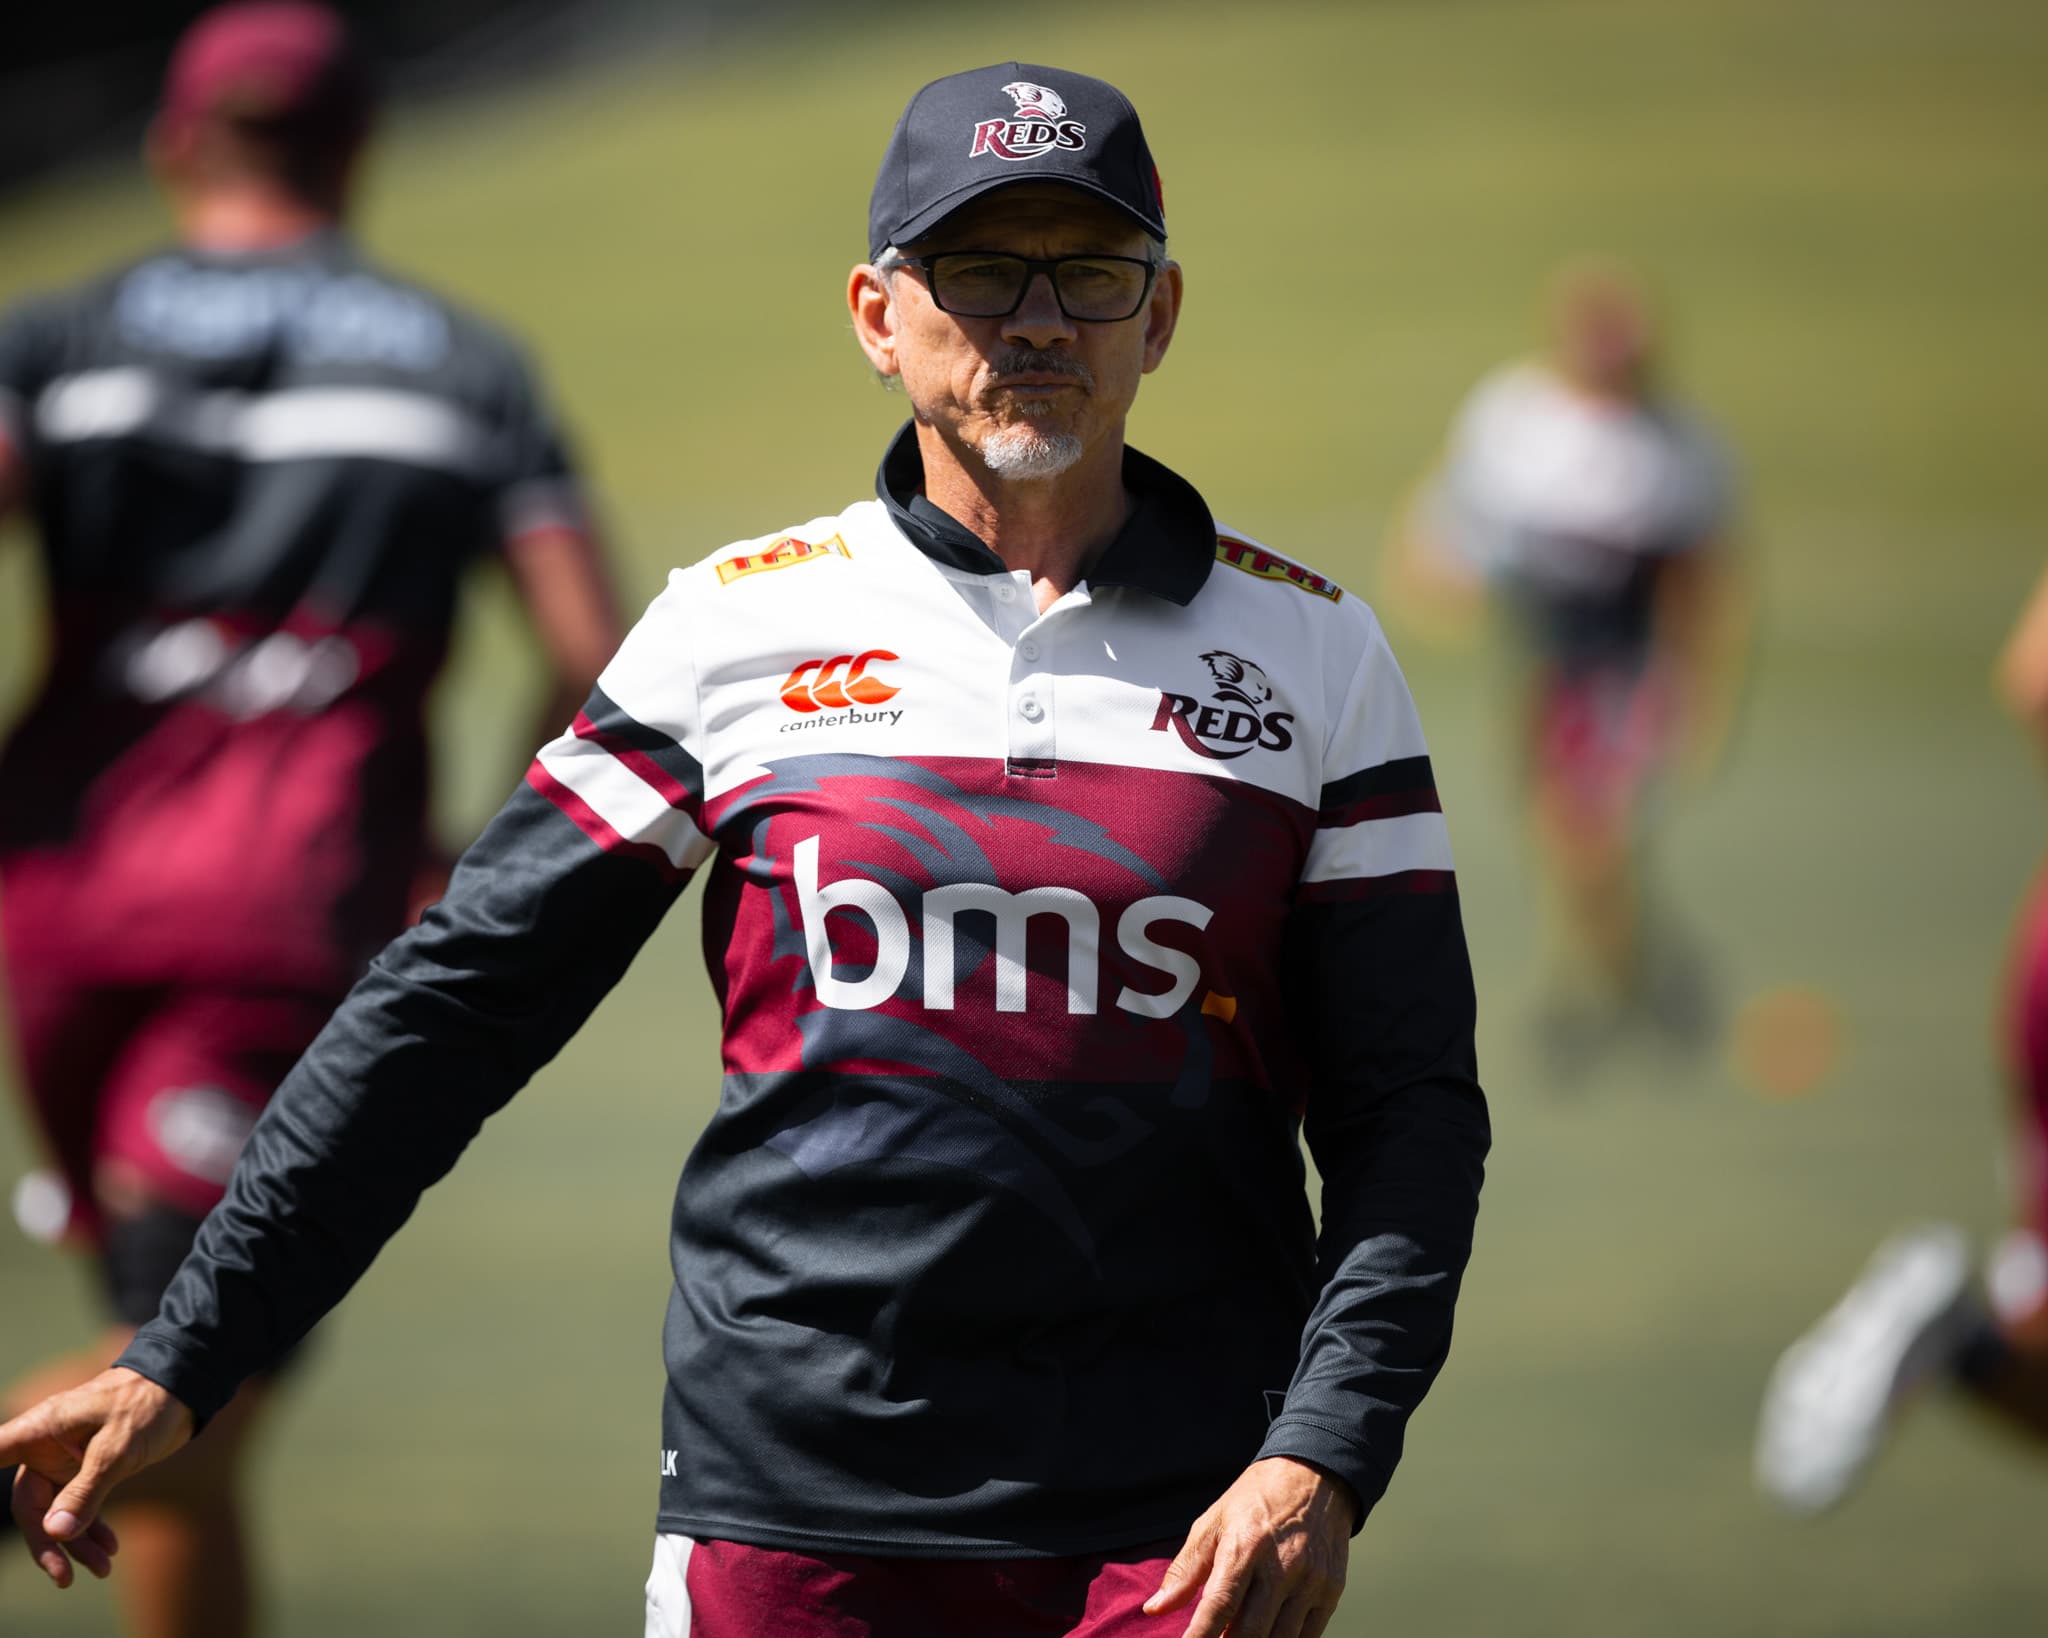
[3,0,2046,1631]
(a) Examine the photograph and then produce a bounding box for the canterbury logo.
[716,533,852,586]
[781,650,901,713]
[1215,537,1342,602]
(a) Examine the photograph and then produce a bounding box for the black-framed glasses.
[897,252,1159,323]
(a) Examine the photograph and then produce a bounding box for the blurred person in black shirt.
[0,6,621,1632]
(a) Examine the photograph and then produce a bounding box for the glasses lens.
[1052,258,1152,321]
[929,255,1031,317]
[927,255,1153,321]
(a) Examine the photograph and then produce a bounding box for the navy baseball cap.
[868,63,1166,260]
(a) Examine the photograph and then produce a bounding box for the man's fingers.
[12,1451,125,1585]
[1265,1589,1319,1638]
[13,1468,76,1589]
[1297,1601,1338,1638]
[1175,1548,1254,1638]
[60,1527,115,1581]
[1143,1515,1218,1614]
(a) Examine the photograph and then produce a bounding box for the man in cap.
[2,62,1487,1638]
[0,5,620,1633]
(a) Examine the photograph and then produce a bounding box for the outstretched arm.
[1,578,713,1587]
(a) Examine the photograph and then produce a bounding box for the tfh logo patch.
[716,533,851,586]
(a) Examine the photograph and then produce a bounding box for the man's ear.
[1141,260,1183,375]
[848,264,901,379]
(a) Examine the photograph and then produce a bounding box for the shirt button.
[995,583,1017,604]
[1018,696,1043,722]
[1019,639,1041,662]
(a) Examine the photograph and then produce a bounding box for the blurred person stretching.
[1755,567,2048,1512]
[0,5,620,1634]
[1390,262,1747,1066]
[1,62,1488,1638]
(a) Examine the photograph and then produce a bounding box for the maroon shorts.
[1531,662,1676,823]
[643,1534,1188,1638]
[1,924,339,1241]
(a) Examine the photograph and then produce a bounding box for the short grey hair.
[873,245,911,288]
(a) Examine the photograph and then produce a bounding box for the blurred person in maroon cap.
[1389,260,1750,1076]
[0,5,622,1632]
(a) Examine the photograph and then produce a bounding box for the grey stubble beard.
[975,348,1092,480]
[978,422,1086,480]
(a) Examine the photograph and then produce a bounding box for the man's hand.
[0,1368,194,1588]
[1144,1456,1357,1638]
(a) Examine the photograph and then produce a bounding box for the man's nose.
[1002,272,1077,349]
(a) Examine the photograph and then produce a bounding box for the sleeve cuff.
[1256,1415,1394,1533]
[113,1329,238,1432]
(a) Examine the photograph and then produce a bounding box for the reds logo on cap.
[969,81,1088,162]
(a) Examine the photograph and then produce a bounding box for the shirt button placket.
[1004,578,1054,773]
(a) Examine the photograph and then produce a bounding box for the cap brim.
[879,174,1165,258]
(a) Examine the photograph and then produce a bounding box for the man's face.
[1552,271,1653,396]
[851,183,1181,480]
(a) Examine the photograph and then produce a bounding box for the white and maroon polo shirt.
[122,423,1489,1560]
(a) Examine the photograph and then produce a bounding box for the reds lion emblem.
[1200,650,1274,711]
[1002,82,1067,120]
[969,82,1088,163]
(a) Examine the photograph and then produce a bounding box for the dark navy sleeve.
[117,599,713,1415]
[490,340,589,546]
[1255,617,1490,1523]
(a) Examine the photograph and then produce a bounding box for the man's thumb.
[45,1445,121,1540]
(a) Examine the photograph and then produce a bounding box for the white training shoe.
[1755,1223,1977,1514]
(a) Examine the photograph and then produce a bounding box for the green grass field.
[3,0,2046,1630]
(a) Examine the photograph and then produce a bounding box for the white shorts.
[643,1533,696,1638]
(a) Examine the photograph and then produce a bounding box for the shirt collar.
[178,225,357,271]
[874,420,1216,606]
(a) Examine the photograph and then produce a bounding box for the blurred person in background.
[1,60,1488,1638]
[1755,568,2048,1513]
[1387,260,1748,1073]
[0,4,621,1633]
